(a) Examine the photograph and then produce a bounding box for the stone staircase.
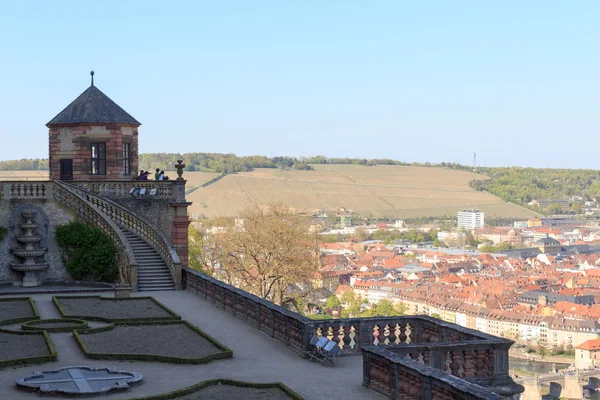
[119,227,175,291]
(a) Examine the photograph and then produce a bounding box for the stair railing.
[61,182,183,289]
[53,181,138,290]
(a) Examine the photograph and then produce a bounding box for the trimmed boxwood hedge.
[73,320,232,364]
[0,328,57,369]
[22,318,89,333]
[52,295,181,322]
[0,297,40,326]
[128,378,304,400]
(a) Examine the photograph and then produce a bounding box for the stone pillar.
[170,202,191,266]
[170,163,191,267]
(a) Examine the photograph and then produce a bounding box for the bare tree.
[214,204,318,305]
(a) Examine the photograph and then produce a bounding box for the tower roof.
[47,81,140,126]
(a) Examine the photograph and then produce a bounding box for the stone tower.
[47,72,140,181]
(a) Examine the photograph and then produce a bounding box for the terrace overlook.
[0,74,524,399]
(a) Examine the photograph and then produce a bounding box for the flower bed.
[0,329,57,369]
[53,296,180,322]
[0,297,40,325]
[74,321,232,364]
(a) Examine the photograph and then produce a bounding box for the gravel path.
[176,385,294,400]
[0,331,51,362]
[55,297,176,320]
[0,298,35,322]
[81,324,222,359]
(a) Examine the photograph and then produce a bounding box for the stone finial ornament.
[176,160,186,180]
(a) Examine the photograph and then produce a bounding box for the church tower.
[47,71,140,181]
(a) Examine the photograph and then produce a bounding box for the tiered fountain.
[10,210,48,287]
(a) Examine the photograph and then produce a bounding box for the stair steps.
[119,227,175,291]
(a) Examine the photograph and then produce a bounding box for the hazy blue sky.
[0,1,598,167]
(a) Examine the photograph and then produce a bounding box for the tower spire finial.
[90,70,95,86]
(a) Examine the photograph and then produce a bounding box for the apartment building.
[457,209,485,230]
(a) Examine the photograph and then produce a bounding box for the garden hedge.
[21,318,89,333]
[128,378,304,400]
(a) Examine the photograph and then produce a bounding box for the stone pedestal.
[22,272,40,288]
[115,284,131,298]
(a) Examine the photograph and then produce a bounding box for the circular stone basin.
[13,249,47,258]
[16,235,42,244]
[16,366,143,395]
[22,318,88,333]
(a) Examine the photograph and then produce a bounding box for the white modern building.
[457,209,485,230]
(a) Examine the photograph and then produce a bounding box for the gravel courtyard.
[0,291,380,400]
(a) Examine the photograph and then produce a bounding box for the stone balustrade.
[362,346,505,400]
[52,181,138,289]
[182,268,524,399]
[68,180,186,202]
[2,181,53,200]
[64,183,183,288]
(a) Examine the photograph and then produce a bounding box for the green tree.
[433,238,446,248]
[341,289,355,305]
[326,295,341,309]
[548,203,562,214]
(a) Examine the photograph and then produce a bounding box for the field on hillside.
[168,171,220,188]
[187,165,538,219]
[0,171,49,180]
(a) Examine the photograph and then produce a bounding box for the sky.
[0,1,598,168]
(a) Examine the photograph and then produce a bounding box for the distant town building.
[534,237,562,253]
[457,209,484,230]
[575,338,600,369]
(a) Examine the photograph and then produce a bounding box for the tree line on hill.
[137,153,473,174]
[0,158,48,170]
[469,167,600,213]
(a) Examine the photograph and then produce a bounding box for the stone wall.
[112,199,174,238]
[48,124,138,180]
[0,199,74,284]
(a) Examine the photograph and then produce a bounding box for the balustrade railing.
[52,181,138,289]
[2,181,53,200]
[182,268,524,399]
[383,341,520,394]
[64,183,183,288]
[362,346,505,400]
[69,180,175,200]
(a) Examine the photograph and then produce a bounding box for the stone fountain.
[10,210,48,287]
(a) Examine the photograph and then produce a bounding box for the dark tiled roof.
[47,85,140,126]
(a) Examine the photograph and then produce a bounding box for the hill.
[186,164,538,219]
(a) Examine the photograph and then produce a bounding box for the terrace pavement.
[0,290,382,400]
